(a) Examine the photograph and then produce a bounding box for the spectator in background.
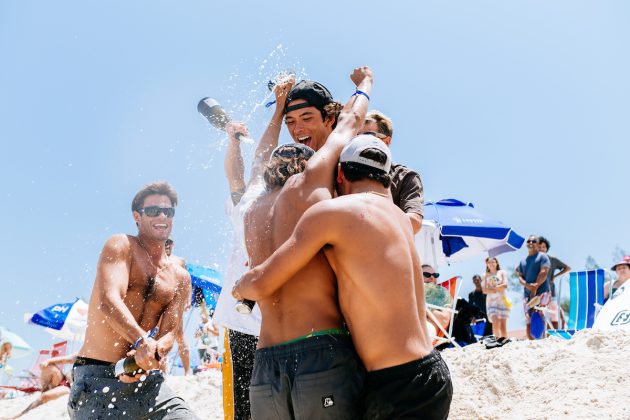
[538,236,571,329]
[468,274,493,336]
[516,235,551,340]
[422,264,451,335]
[0,342,11,369]
[358,110,424,233]
[194,301,219,365]
[164,237,191,375]
[482,257,510,340]
[607,256,630,299]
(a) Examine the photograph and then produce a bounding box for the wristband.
[353,90,370,101]
[133,327,158,349]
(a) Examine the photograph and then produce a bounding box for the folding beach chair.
[426,276,462,348]
[547,269,606,340]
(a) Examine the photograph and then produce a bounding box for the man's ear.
[133,211,141,225]
[383,136,392,146]
[336,163,343,186]
[324,115,335,129]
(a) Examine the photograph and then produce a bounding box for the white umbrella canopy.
[0,326,32,359]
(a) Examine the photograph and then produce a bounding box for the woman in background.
[482,257,511,341]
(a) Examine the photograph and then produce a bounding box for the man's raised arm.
[301,66,373,192]
[233,201,339,301]
[224,79,295,204]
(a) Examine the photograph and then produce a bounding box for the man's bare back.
[80,234,190,363]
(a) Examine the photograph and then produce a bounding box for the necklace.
[366,191,389,198]
[137,238,170,276]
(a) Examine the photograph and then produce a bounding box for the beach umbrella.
[26,298,88,341]
[0,326,32,359]
[416,199,525,268]
[187,264,223,310]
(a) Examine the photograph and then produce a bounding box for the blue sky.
[1,1,629,371]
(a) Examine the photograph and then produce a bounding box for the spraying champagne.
[197,98,250,142]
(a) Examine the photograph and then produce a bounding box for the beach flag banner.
[187,264,223,310]
[26,298,88,341]
[548,269,605,339]
[416,199,525,268]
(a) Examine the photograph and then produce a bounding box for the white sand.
[2,330,629,419]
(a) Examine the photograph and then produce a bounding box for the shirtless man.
[234,135,452,419]
[68,181,198,419]
[236,67,373,419]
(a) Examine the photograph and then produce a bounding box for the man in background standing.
[538,236,570,329]
[516,235,551,340]
[468,274,492,336]
[359,110,424,233]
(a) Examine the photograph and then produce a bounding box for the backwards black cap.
[284,80,334,114]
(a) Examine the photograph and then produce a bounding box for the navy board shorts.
[68,358,199,420]
[361,350,453,420]
[249,332,365,420]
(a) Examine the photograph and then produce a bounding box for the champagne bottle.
[234,299,256,315]
[197,98,245,141]
[114,351,161,377]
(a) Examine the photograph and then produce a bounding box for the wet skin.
[78,194,191,369]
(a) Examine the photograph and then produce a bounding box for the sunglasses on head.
[362,131,388,140]
[527,239,539,244]
[423,272,440,279]
[139,206,175,218]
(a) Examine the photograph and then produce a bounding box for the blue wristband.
[353,90,370,101]
[133,327,158,349]
[133,336,144,350]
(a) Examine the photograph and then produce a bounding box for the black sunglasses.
[362,130,388,140]
[139,206,175,218]
[423,272,440,279]
[527,239,538,244]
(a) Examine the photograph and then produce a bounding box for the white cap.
[339,134,392,172]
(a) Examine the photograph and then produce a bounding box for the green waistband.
[273,328,350,347]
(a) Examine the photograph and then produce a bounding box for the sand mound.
[0,370,223,419]
[442,329,630,419]
[2,330,628,419]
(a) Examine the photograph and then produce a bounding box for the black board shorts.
[361,350,452,420]
[249,333,364,420]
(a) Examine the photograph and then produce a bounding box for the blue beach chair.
[547,269,606,339]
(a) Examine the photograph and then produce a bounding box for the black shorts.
[249,334,364,420]
[361,350,452,420]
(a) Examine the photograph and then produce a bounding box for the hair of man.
[131,181,178,212]
[365,110,394,138]
[538,236,550,250]
[264,154,312,189]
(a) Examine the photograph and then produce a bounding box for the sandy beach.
[1,329,628,419]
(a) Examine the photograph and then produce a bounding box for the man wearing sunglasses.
[358,110,424,234]
[516,235,551,340]
[68,181,198,419]
[421,264,451,335]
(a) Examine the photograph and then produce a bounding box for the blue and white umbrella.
[416,199,525,268]
[26,298,88,341]
[187,264,223,310]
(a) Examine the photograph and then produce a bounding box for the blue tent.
[187,264,223,310]
[416,199,525,267]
